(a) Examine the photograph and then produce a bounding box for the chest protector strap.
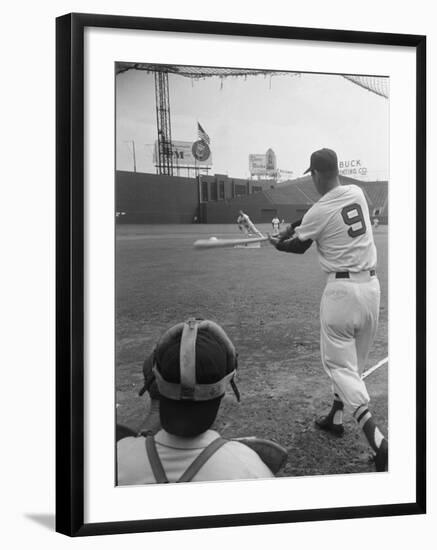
[146,436,227,483]
[145,435,169,483]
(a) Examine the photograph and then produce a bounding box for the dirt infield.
[116,223,388,477]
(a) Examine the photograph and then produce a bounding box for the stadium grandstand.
[270,175,388,219]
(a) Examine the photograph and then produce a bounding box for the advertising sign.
[250,149,278,176]
[249,154,267,175]
[192,140,211,162]
[265,148,277,173]
[339,159,368,177]
[154,140,212,167]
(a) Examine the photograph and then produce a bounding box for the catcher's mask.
[147,318,240,437]
[152,317,240,402]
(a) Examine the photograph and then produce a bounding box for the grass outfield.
[116,223,388,477]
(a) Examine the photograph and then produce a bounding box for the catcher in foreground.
[117,318,286,484]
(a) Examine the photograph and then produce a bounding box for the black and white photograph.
[53,11,425,537]
[114,62,390,484]
[0,0,432,547]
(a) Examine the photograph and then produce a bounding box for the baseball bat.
[194,236,268,249]
[361,356,388,380]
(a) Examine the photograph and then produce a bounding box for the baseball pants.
[320,272,381,412]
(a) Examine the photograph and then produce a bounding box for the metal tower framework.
[154,70,174,176]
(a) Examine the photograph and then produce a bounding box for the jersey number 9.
[341,203,367,238]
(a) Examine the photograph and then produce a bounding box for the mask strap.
[179,318,199,399]
[230,377,240,402]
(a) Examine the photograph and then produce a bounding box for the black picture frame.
[56,12,426,537]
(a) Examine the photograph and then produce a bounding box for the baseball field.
[116,223,388,477]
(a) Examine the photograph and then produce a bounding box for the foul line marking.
[361,356,388,380]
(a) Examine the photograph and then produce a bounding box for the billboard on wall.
[265,148,277,173]
[249,149,278,176]
[339,159,368,177]
[249,154,267,175]
[154,140,212,167]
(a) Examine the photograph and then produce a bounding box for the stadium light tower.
[154,69,174,176]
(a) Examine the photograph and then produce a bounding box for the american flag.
[197,122,210,145]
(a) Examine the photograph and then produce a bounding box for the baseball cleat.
[314,415,344,437]
[374,439,388,472]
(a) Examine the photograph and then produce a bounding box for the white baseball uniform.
[294,184,380,412]
[237,213,263,238]
[271,217,280,235]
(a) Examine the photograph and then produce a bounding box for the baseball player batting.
[237,210,264,238]
[269,148,388,472]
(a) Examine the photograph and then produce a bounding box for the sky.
[116,66,389,181]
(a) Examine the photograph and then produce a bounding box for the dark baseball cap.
[304,148,339,174]
[153,319,239,437]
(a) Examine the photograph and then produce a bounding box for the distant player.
[372,217,380,231]
[269,148,388,472]
[237,210,263,238]
[271,216,281,236]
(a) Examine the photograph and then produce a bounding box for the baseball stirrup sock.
[329,394,344,425]
[354,406,386,452]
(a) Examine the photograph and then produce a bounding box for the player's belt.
[335,269,376,279]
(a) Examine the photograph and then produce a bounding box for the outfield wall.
[115,171,271,223]
[116,171,199,223]
[202,193,310,224]
[116,171,388,224]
